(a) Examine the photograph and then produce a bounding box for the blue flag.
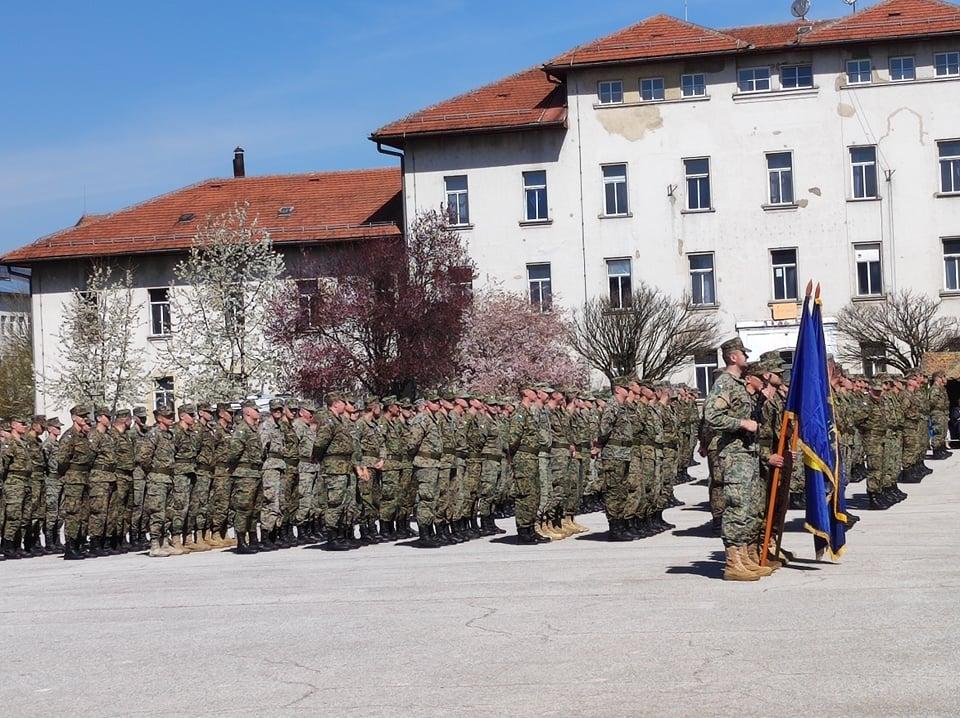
[785,290,847,560]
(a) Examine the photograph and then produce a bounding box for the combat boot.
[518,524,550,544]
[867,492,888,510]
[167,535,187,556]
[890,485,907,502]
[260,528,279,551]
[920,461,933,475]
[63,537,85,560]
[723,546,760,581]
[42,528,56,555]
[367,520,384,544]
[560,516,579,536]
[182,532,199,552]
[86,536,107,558]
[657,511,676,532]
[148,537,171,557]
[747,543,779,572]
[900,466,921,484]
[634,516,655,539]
[53,524,65,553]
[606,519,634,542]
[540,518,564,541]
[104,535,122,556]
[378,520,395,541]
[2,538,22,559]
[568,514,589,534]
[411,523,441,548]
[739,546,773,577]
[194,530,214,551]
[466,516,482,539]
[235,532,257,555]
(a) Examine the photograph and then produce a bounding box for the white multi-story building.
[1,154,402,420]
[372,0,960,390]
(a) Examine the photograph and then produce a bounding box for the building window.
[148,287,171,336]
[737,67,770,93]
[684,158,711,211]
[694,350,719,395]
[602,164,629,216]
[944,238,960,291]
[854,243,883,297]
[771,248,799,302]
[522,170,548,221]
[689,253,716,306]
[850,146,878,199]
[681,73,706,97]
[606,258,632,309]
[781,64,813,89]
[846,58,872,85]
[527,263,552,312]
[935,51,960,77]
[889,56,915,81]
[154,377,175,410]
[861,342,886,378]
[444,175,469,226]
[598,80,624,104]
[640,77,665,101]
[766,152,794,205]
[939,140,960,194]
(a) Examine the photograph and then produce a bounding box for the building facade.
[373,0,960,389]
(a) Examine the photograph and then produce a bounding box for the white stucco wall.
[402,38,960,384]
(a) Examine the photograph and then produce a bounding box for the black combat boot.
[235,532,257,555]
[899,466,921,484]
[411,523,441,548]
[515,525,544,545]
[711,516,722,536]
[466,516,482,539]
[53,523,65,553]
[42,528,55,555]
[788,493,805,510]
[259,528,278,551]
[636,516,657,538]
[295,523,310,545]
[606,519,633,542]
[2,538,21,559]
[87,536,107,558]
[105,535,122,555]
[63,537,85,560]
[378,519,396,541]
[867,492,887,510]
[920,462,933,475]
[892,485,908,501]
[343,524,361,549]
[29,525,45,557]
[366,520,383,544]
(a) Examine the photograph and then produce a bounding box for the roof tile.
[803,0,960,44]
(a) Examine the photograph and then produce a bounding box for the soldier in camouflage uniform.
[703,337,772,581]
[476,397,506,536]
[258,399,287,551]
[171,404,199,553]
[139,405,178,557]
[882,378,907,504]
[189,402,218,551]
[56,406,94,560]
[86,406,117,558]
[541,389,572,540]
[355,398,385,545]
[562,391,589,535]
[377,396,405,541]
[407,392,444,548]
[110,409,137,553]
[314,391,361,551]
[2,417,33,559]
[227,400,264,554]
[129,406,149,549]
[505,385,550,545]
[746,359,786,568]
[24,416,46,556]
[436,395,461,544]
[207,403,237,547]
[596,377,635,541]
[626,380,656,539]
[292,400,319,544]
[929,372,951,459]
[42,417,63,554]
[459,395,485,539]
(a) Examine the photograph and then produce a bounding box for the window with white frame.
[766,152,794,205]
[684,158,711,211]
[527,263,552,312]
[935,51,960,77]
[681,73,706,97]
[854,243,883,297]
[781,64,813,89]
[606,258,632,309]
[861,342,887,378]
[850,146,879,199]
[939,140,960,194]
[889,56,915,81]
[444,175,469,225]
[598,80,624,104]
[944,238,960,291]
[738,67,770,93]
[694,350,719,395]
[640,77,665,101]
[689,253,716,306]
[154,376,175,410]
[602,164,629,216]
[148,287,171,336]
[771,248,799,301]
[846,58,872,84]
[522,170,548,221]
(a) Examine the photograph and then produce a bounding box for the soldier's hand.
[374,460,384,470]
[768,453,785,468]
[740,419,759,433]
[698,446,708,458]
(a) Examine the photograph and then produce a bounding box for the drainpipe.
[376,142,406,238]
[574,79,588,303]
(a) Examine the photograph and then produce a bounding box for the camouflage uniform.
[597,397,633,525]
[209,418,233,537]
[227,419,264,536]
[129,417,149,540]
[87,426,117,542]
[57,423,94,545]
[379,411,408,524]
[293,416,319,530]
[930,381,949,451]
[42,433,62,546]
[505,402,543,530]
[861,391,887,497]
[315,412,359,533]
[111,422,137,544]
[2,433,33,544]
[354,414,384,534]
[192,417,218,537]
[408,409,443,528]
[258,414,286,534]
[139,421,176,543]
[171,421,198,538]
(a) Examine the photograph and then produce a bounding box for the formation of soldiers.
[701,337,951,582]
[0,382,705,559]
[0,350,949,563]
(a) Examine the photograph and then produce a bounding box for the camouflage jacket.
[703,371,756,456]
[314,413,358,474]
[259,415,287,471]
[227,421,264,478]
[597,400,634,461]
[407,411,443,468]
[111,427,137,474]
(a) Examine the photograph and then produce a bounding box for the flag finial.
[805,280,814,298]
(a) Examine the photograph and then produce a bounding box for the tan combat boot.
[167,535,187,556]
[544,519,566,540]
[740,545,774,577]
[752,543,782,570]
[192,530,213,552]
[182,532,198,552]
[221,530,237,548]
[568,515,589,534]
[535,521,557,540]
[206,530,227,548]
[723,546,760,581]
[148,537,171,557]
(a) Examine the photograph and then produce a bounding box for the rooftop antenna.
[843,0,857,13]
[791,0,811,20]
[684,0,688,21]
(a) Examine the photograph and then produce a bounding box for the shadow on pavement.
[665,551,726,580]
[672,521,717,538]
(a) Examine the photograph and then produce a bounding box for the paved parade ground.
[2,458,959,718]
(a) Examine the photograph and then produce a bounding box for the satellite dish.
[791,0,812,18]
[843,0,858,10]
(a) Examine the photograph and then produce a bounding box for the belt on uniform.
[267,452,284,459]
[417,452,441,460]
[324,454,351,460]
[234,461,259,470]
[605,441,630,448]
[387,454,405,462]
[149,468,174,477]
[92,463,115,472]
[114,468,133,477]
[6,471,31,479]
[68,463,92,472]
[196,464,213,473]
[481,453,503,460]
[551,443,569,450]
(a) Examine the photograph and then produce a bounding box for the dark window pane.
[690,254,712,271]
[771,249,796,265]
[685,158,709,175]
[527,264,550,280]
[944,239,960,254]
[615,183,628,213]
[857,263,869,294]
[869,263,882,294]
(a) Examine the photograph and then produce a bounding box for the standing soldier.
[596,377,635,542]
[42,417,63,554]
[378,396,405,541]
[172,404,199,553]
[227,400,264,554]
[505,384,550,545]
[25,416,46,556]
[188,403,217,551]
[110,409,137,553]
[407,393,444,548]
[929,372,951,459]
[208,403,236,548]
[258,399,287,551]
[129,406,149,550]
[703,338,772,581]
[355,398,385,545]
[278,400,300,548]
[56,407,94,560]
[293,400,319,544]
[541,389,572,540]
[139,405,178,557]
[396,399,418,538]
[314,392,362,551]
[86,407,117,558]
[2,417,34,559]
[475,397,506,536]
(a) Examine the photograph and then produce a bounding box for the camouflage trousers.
[659,447,678,506]
[932,412,948,450]
[414,466,440,526]
[45,475,64,533]
[438,466,456,522]
[280,466,298,525]
[863,435,884,494]
[188,471,212,533]
[720,451,762,548]
[170,473,193,536]
[625,449,649,520]
[707,449,724,521]
[459,460,482,520]
[789,450,805,494]
[111,472,132,538]
[322,472,356,531]
[510,453,540,529]
[145,476,173,541]
[565,456,585,515]
[61,480,88,542]
[599,457,629,521]
[882,433,903,488]
[295,467,318,524]
[497,457,513,505]
[209,469,233,533]
[260,467,284,532]
[2,474,29,540]
[537,453,551,514]
[543,449,568,517]
[28,476,44,523]
[358,468,381,523]
[230,476,262,533]
[478,458,500,516]
[130,467,147,535]
[379,468,402,522]
[399,466,416,520]
[87,477,116,538]
[583,457,602,496]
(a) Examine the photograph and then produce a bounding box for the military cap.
[533,382,556,394]
[156,405,175,418]
[10,415,28,426]
[399,399,414,410]
[94,405,111,419]
[455,389,473,401]
[439,388,456,402]
[720,336,750,357]
[269,398,284,410]
[240,399,258,410]
[115,408,132,419]
[286,398,300,411]
[178,403,197,416]
[216,402,233,413]
[0,418,9,431]
[133,406,147,418]
[32,414,47,426]
[381,395,398,407]
[420,389,440,402]
[744,362,765,378]
[612,375,634,388]
[46,416,63,428]
[324,391,345,405]
[197,402,213,414]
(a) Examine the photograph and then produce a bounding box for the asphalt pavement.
[2,455,959,717]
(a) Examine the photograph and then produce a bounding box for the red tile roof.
[371,67,567,146]
[721,20,833,49]
[3,168,402,264]
[802,0,960,44]
[545,14,750,69]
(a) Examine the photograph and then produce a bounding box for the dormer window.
[278,206,295,217]
[177,213,195,223]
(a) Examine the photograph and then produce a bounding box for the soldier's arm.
[703,385,744,434]
[137,432,157,471]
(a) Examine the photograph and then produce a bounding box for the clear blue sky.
[0,0,881,253]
